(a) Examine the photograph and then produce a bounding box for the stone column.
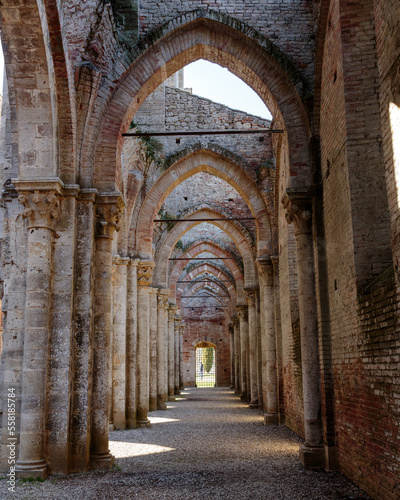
[229,322,235,389]
[148,287,158,411]
[271,255,284,424]
[233,318,241,394]
[257,257,278,425]
[126,259,139,428]
[136,261,155,427]
[89,194,123,469]
[236,305,248,402]
[283,190,324,467]
[245,290,259,408]
[157,289,170,410]
[15,184,61,478]
[112,256,129,429]
[174,315,181,395]
[179,322,185,390]
[168,305,178,400]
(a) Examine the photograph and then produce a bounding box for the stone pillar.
[168,305,178,400]
[174,315,181,395]
[157,289,170,410]
[245,290,259,408]
[179,322,185,390]
[236,305,248,402]
[229,322,235,389]
[257,258,278,425]
[126,259,139,429]
[283,190,324,467]
[112,256,129,429]
[136,261,155,428]
[271,255,284,424]
[233,318,241,394]
[15,185,61,478]
[89,194,123,469]
[148,287,158,411]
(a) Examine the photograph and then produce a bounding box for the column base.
[16,460,48,479]
[249,400,259,409]
[299,444,325,469]
[149,397,158,412]
[230,385,235,390]
[136,418,151,428]
[126,418,136,429]
[168,396,176,401]
[264,412,279,425]
[109,423,115,432]
[89,451,115,469]
[278,412,285,425]
[157,396,167,410]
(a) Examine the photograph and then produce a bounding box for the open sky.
[0,51,272,121]
[183,60,272,120]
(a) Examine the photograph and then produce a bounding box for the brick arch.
[169,242,239,302]
[0,0,75,182]
[153,208,257,289]
[179,263,245,307]
[178,283,234,317]
[91,13,311,193]
[177,263,241,296]
[134,149,268,257]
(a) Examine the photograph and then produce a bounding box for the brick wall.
[182,306,230,387]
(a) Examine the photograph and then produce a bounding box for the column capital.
[95,193,124,239]
[148,287,158,295]
[17,188,61,230]
[112,255,130,266]
[129,258,140,267]
[157,289,170,309]
[137,260,155,287]
[282,189,312,234]
[236,304,248,320]
[168,305,178,320]
[244,288,257,306]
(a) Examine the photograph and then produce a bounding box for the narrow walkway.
[2,388,370,499]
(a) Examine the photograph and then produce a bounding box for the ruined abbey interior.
[0,1,399,499]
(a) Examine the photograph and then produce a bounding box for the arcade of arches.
[0,2,399,499]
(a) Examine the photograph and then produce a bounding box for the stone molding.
[137,260,155,287]
[282,189,312,235]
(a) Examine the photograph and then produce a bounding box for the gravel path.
[1,388,371,499]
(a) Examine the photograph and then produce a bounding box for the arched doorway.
[195,341,216,388]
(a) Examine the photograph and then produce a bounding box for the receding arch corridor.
[1,389,370,499]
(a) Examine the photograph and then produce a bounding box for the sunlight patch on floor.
[148,416,181,424]
[110,441,175,458]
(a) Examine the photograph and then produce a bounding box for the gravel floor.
[1,387,371,499]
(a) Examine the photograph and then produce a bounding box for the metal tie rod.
[123,128,283,137]
[170,257,238,261]
[154,217,255,222]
